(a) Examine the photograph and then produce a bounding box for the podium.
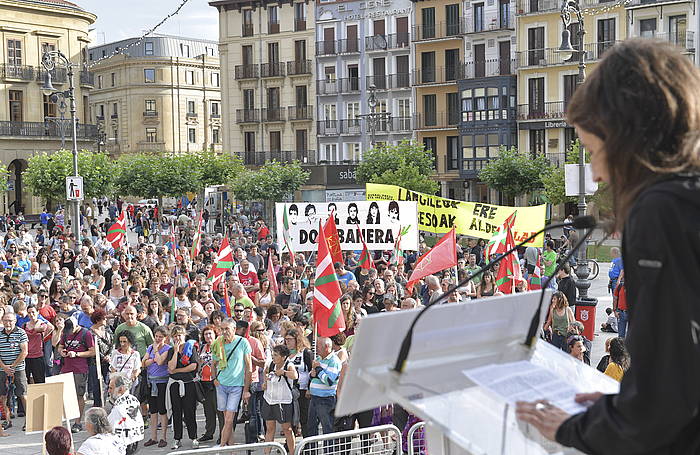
[336,291,620,455]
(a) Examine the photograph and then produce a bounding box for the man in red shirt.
[613,280,628,338]
[237,260,259,301]
[256,220,270,242]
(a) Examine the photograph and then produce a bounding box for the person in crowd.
[107,372,144,455]
[45,426,72,455]
[0,312,27,433]
[109,330,141,394]
[613,279,628,338]
[556,263,577,310]
[306,337,341,441]
[608,247,623,293]
[603,337,630,382]
[142,326,170,448]
[166,324,200,449]
[22,304,51,384]
[600,308,618,333]
[89,308,112,408]
[543,291,574,350]
[196,324,224,444]
[568,336,586,362]
[77,407,125,455]
[476,271,497,298]
[262,344,298,453]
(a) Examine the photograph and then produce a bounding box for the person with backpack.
[262,344,297,454]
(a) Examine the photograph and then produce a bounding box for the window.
[347,102,360,120]
[212,127,220,144]
[473,3,484,32]
[211,72,220,87]
[187,100,196,115]
[43,94,56,118]
[267,87,280,110]
[499,0,511,28]
[205,46,214,56]
[243,10,254,36]
[185,70,194,85]
[98,104,105,119]
[97,75,103,89]
[102,49,106,58]
[295,3,306,31]
[111,72,116,87]
[423,94,437,126]
[564,127,577,153]
[529,129,545,157]
[7,39,22,66]
[89,52,93,61]
[296,129,308,152]
[269,6,279,33]
[188,128,196,143]
[563,74,578,107]
[423,137,437,168]
[244,132,256,164]
[112,102,118,116]
[445,49,460,80]
[597,18,616,54]
[243,89,255,109]
[527,27,545,65]
[528,77,544,116]
[113,127,118,143]
[346,143,361,161]
[146,128,157,143]
[324,103,337,121]
[295,85,308,107]
[211,101,220,116]
[144,42,154,56]
[422,8,436,39]
[421,51,435,83]
[180,43,190,57]
[447,92,460,125]
[323,144,338,162]
[669,15,687,46]
[446,4,460,35]
[144,68,156,83]
[639,18,656,38]
[145,99,156,114]
[268,42,279,64]
[447,136,459,170]
[270,131,281,152]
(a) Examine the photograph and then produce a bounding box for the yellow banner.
[365,183,546,246]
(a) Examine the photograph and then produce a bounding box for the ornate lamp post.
[357,84,391,148]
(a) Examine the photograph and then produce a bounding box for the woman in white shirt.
[109,331,142,392]
[262,344,298,453]
[78,407,126,455]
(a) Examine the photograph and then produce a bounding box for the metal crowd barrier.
[175,441,287,455]
[406,422,426,455]
[295,424,402,455]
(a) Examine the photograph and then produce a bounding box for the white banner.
[276,201,419,252]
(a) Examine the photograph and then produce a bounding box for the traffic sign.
[66,176,84,201]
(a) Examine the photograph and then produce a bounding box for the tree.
[195,151,244,189]
[23,149,115,204]
[231,161,309,202]
[114,153,203,199]
[356,140,439,194]
[479,147,551,202]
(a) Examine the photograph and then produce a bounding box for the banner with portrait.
[365,183,547,247]
[275,201,419,252]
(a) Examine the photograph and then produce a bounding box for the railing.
[465,12,516,33]
[176,441,287,454]
[261,107,285,122]
[235,108,260,123]
[111,113,119,119]
[463,58,515,78]
[339,118,362,134]
[287,60,312,75]
[365,33,411,51]
[143,110,158,117]
[261,62,285,78]
[240,150,317,166]
[295,19,306,31]
[235,64,259,79]
[388,116,413,132]
[651,31,695,51]
[0,121,98,139]
[185,112,196,119]
[36,67,67,84]
[412,66,464,85]
[339,77,361,94]
[412,20,466,41]
[295,424,402,455]
[268,21,280,34]
[366,73,411,90]
[517,101,566,120]
[339,38,361,54]
[318,120,340,135]
[242,23,254,37]
[316,39,361,55]
[516,42,618,67]
[317,79,339,95]
[79,69,95,86]
[2,64,35,81]
[413,112,460,129]
[316,40,338,56]
[407,421,427,455]
[288,105,313,120]
[517,0,616,14]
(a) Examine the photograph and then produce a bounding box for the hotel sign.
[320,0,412,21]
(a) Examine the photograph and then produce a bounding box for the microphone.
[393,215,597,374]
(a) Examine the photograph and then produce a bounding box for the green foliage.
[356,140,438,194]
[478,147,550,200]
[232,161,310,202]
[0,166,9,193]
[114,153,203,198]
[195,152,244,188]
[23,149,114,201]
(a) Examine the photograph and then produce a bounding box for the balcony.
[339,77,361,94]
[2,64,34,81]
[317,79,339,96]
[466,13,515,33]
[387,116,413,132]
[365,33,411,51]
[412,20,465,41]
[0,121,98,139]
[143,110,159,118]
[261,62,285,78]
[288,105,313,121]
[316,40,337,56]
[413,66,464,85]
[295,19,306,32]
[413,112,460,130]
[235,64,259,80]
[268,21,280,34]
[186,112,197,119]
[242,23,254,37]
[517,0,613,15]
[366,74,411,90]
[287,60,312,75]
[111,113,119,119]
[236,108,260,123]
[517,101,566,121]
[36,67,67,84]
[80,70,95,87]
[463,58,515,78]
[516,42,619,68]
[338,39,361,54]
[261,107,285,122]
[339,119,362,135]
[316,39,361,56]
[317,120,340,136]
[241,150,317,166]
[649,31,695,52]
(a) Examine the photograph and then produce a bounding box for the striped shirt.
[309,352,341,398]
[0,327,28,371]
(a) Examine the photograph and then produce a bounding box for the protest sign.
[45,373,80,421]
[366,183,546,246]
[275,201,419,252]
[26,382,64,434]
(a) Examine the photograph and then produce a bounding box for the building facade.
[411,0,465,199]
[459,0,517,203]
[626,0,695,58]
[315,0,414,163]
[0,0,97,214]
[211,0,317,167]
[88,35,222,156]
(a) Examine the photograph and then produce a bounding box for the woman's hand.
[515,400,571,441]
[575,392,604,406]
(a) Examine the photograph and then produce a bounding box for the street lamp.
[41,50,81,247]
[556,0,594,304]
[357,84,391,148]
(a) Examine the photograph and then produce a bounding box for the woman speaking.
[516,39,700,454]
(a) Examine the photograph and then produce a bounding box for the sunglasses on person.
[234,309,244,313]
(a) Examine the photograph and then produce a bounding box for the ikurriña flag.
[313,220,345,337]
[207,237,233,286]
[356,224,374,270]
[106,210,127,250]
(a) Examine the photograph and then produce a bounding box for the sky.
[79,0,219,45]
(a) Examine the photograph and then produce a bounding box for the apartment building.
[88,35,222,156]
[626,0,695,58]
[460,0,517,203]
[0,0,97,214]
[411,0,465,199]
[211,0,317,166]
[315,0,414,163]
[515,0,626,162]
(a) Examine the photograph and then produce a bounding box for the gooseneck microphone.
[393,215,597,374]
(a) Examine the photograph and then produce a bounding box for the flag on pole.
[223,281,231,317]
[169,272,177,323]
[106,210,127,250]
[529,254,543,290]
[282,204,296,263]
[207,237,234,286]
[486,211,518,259]
[323,214,343,265]
[191,210,203,259]
[313,220,345,337]
[406,228,458,292]
[266,251,279,295]
[169,220,178,256]
[494,226,522,294]
[356,225,374,270]
[390,225,411,267]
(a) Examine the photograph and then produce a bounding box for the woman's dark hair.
[200,324,219,342]
[272,344,290,358]
[153,325,169,337]
[45,425,72,455]
[567,39,700,229]
[568,335,584,349]
[552,291,569,309]
[330,332,347,346]
[116,329,136,348]
[609,337,630,371]
[366,201,380,223]
[90,308,107,324]
[208,310,226,325]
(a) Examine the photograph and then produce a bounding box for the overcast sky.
[80,0,219,45]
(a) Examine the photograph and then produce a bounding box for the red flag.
[266,251,279,295]
[494,227,522,294]
[406,228,457,292]
[313,221,345,337]
[529,254,543,290]
[223,280,231,317]
[207,237,233,286]
[106,210,127,250]
[322,214,343,265]
[191,210,203,259]
[356,225,374,270]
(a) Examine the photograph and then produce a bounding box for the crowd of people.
[0,197,626,455]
